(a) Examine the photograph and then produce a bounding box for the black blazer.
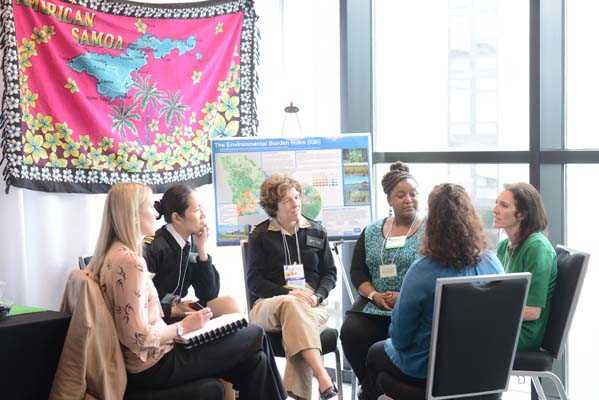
[144,225,220,319]
[246,217,336,308]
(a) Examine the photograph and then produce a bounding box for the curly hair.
[259,174,302,218]
[381,161,416,196]
[421,183,488,269]
[505,182,548,248]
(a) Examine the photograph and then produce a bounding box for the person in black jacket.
[246,174,337,400]
[144,184,239,322]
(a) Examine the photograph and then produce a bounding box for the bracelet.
[367,291,377,301]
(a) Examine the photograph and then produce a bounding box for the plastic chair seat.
[376,371,503,400]
[513,350,554,372]
[125,378,224,400]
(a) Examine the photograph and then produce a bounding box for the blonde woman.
[88,183,285,399]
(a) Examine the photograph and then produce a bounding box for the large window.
[564,3,599,397]
[565,167,599,400]
[373,0,529,152]
[343,0,599,397]
[566,3,599,149]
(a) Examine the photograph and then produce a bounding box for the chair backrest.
[240,240,253,312]
[78,256,92,270]
[541,245,589,358]
[51,269,127,400]
[427,273,531,400]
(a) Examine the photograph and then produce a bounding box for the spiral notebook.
[175,312,248,349]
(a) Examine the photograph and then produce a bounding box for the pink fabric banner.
[1,0,258,193]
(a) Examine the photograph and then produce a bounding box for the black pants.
[340,311,390,383]
[127,324,286,400]
[364,342,502,400]
[362,341,426,399]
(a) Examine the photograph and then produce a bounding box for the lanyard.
[504,245,516,271]
[279,221,302,266]
[379,216,417,266]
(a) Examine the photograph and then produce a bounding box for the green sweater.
[497,232,557,351]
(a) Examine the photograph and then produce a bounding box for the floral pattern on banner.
[0,0,258,193]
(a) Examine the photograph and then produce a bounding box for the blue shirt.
[384,250,504,379]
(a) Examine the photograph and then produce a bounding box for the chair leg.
[513,370,569,400]
[351,372,357,400]
[548,375,568,400]
[537,371,568,400]
[531,376,547,400]
[334,348,344,400]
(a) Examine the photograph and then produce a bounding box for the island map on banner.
[0,0,258,193]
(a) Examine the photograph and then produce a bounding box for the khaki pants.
[250,295,329,400]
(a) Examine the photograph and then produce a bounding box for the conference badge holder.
[284,262,306,289]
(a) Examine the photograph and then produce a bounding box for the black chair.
[124,380,224,400]
[240,240,345,399]
[510,245,589,400]
[77,256,225,400]
[78,256,91,270]
[376,273,531,400]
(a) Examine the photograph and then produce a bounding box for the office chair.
[240,240,345,399]
[510,245,589,400]
[376,273,531,400]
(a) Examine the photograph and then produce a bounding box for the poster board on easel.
[211,133,373,246]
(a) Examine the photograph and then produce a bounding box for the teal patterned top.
[361,218,425,316]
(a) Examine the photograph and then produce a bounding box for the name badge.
[379,263,397,279]
[284,263,306,289]
[306,235,324,249]
[386,235,406,249]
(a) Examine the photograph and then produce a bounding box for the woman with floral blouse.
[87,183,285,399]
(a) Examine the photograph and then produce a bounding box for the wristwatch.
[176,322,184,339]
[314,293,324,305]
[367,291,377,301]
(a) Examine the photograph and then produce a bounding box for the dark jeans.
[127,324,286,400]
[362,341,426,399]
[340,311,390,383]
[363,341,502,400]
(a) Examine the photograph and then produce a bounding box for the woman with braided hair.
[340,161,425,391]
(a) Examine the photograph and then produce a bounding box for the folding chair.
[377,273,531,400]
[510,246,589,400]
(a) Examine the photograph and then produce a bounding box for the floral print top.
[99,243,173,373]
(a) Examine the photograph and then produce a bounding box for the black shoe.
[319,383,338,400]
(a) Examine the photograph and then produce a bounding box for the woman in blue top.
[361,183,504,399]
[340,161,425,387]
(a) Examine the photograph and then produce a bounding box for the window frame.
[340,0,597,395]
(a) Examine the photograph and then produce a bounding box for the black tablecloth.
[0,311,70,400]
